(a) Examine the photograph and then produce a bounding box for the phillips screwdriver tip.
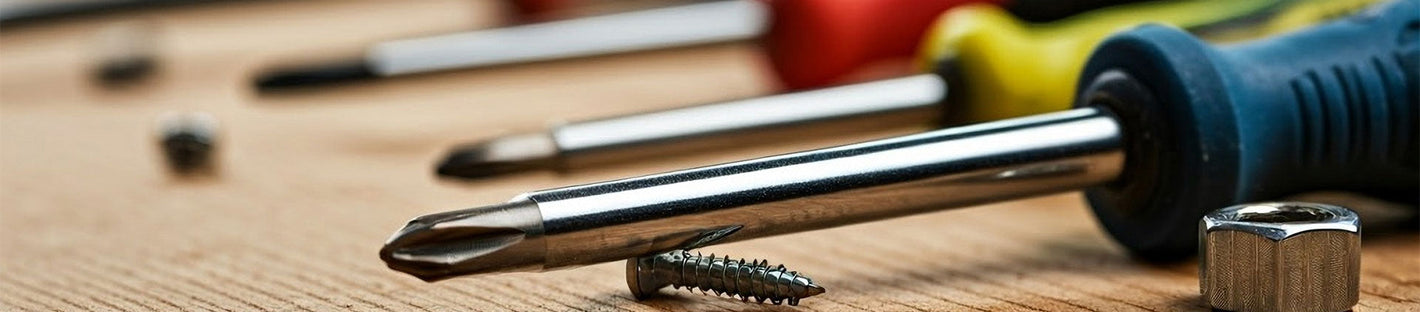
[435,132,558,179]
[379,200,547,281]
[254,61,376,91]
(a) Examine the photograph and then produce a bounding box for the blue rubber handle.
[1074,0,1418,260]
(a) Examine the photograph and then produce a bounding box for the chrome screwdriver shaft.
[436,74,948,178]
[370,0,766,75]
[384,107,1125,280]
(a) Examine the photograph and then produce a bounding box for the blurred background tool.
[91,21,158,86]
[435,0,1373,179]
[0,0,589,26]
[253,0,1151,92]
[380,0,1416,281]
[6,0,653,87]
[0,0,229,27]
[254,0,761,90]
[253,0,956,91]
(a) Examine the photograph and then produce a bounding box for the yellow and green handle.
[915,0,1380,124]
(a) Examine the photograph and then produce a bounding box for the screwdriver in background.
[0,0,236,27]
[0,0,586,28]
[380,0,1417,281]
[251,0,972,91]
[435,0,1372,179]
[253,0,1143,91]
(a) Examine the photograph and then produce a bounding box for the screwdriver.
[254,0,1144,91]
[256,0,763,89]
[380,0,1417,281]
[0,0,236,27]
[436,0,1366,179]
[0,0,576,28]
[254,0,965,90]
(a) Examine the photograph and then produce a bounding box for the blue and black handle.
[1077,0,1417,260]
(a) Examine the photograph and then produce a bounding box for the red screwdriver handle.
[763,0,1003,89]
[508,0,574,21]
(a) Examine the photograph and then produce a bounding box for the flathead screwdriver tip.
[379,200,547,281]
[435,132,558,179]
[254,61,376,91]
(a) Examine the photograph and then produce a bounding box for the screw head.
[626,257,662,300]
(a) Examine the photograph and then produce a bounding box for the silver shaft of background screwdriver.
[436,74,947,177]
[383,107,1126,280]
[557,74,947,166]
[369,0,767,76]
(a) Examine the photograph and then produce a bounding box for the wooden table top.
[2,1,1415,311]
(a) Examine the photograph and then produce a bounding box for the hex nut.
[1200,202,1360,312]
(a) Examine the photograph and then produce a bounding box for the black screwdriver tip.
[435,148,491,178]
[434,134,558,179]
[254,61,377,91]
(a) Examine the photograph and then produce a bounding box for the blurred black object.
[98,55,154,82]
[158,112,218,175]
[254,62,376,90]
[0,0,235,27]
[93,22,159,86]
[1006,0,1146,22]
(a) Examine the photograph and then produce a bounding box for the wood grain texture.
[1,1,1416,311]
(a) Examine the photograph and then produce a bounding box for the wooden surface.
[1,1,1416,311]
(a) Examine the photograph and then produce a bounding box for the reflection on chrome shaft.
[370,0,768,75]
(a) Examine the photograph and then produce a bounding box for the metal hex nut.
[1200,202,1360,312]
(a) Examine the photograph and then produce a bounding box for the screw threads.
[651,250,824,305]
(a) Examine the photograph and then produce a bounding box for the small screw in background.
[158,112,218,176]
[627,250,825,305]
